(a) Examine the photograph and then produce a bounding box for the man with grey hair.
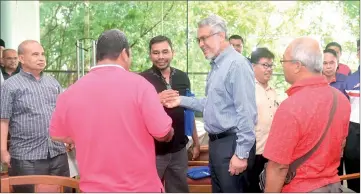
[163,14,257,192]
[262,37,350,192]
[50,29,174,192]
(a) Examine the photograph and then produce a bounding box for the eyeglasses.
[197,33,218,44]
[256,63,275,70]
[280,59,300,64]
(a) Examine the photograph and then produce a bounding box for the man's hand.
[229,155,247,176]
[1,150,11,168]
[65,143,75,152]
[159,90,179,106]
[191,144,200,160]
[163,96,181,108]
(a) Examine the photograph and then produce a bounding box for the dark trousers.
[156,147,189,193]
[337,157,344,177]
[344,121,360,193]
[209,133,256,193]
[9,152,70,193]
[247,154,268,193]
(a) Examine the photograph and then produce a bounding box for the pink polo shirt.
[50,65,172,192]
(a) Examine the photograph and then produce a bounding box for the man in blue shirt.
[342,39,360,193]
[322,49,347,96]
[163,14,257,193]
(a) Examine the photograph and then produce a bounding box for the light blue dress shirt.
[180,45,257,158]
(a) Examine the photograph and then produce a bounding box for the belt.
[209,130,236,142]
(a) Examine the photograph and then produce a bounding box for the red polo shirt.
[263,76,350,192]
[50,65,172,192]
[337,63,351,76]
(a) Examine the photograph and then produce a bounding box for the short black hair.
[0,39,5,47]
[250,47,275,64]
[229,35,244,44]
[96,29,129,62]
[149,35,173,53]
[325,42,342,52]
[323,49,338,58]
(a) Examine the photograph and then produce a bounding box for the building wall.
[0,1,40,50]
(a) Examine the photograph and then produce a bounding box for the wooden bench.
[1,175,80,193]
[340,173,360,181]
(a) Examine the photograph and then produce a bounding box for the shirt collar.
[1,65,21,76]
[326,75,337,84]
[19,69,44,80]
[255,79,272,91]
[90,64,125,71]
[150,65,175,77]
[286,75,328,96]
[211,45,235,68]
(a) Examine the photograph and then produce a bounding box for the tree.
[40,1,359,99]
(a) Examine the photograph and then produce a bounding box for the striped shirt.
[180,45,257,159]
[1,69,66,160]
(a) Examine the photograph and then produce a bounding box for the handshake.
[159,89,181,108]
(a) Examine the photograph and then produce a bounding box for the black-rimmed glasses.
[196,33,218,44]
[280,59,300,64]
[256,63,275,70]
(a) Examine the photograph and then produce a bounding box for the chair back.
[1,175,80,193]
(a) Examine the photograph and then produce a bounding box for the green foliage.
[39,1,359,99]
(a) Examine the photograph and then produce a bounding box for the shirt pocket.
[42,85,59,106]
[14,88,37,112]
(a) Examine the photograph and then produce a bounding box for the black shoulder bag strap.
[288,88,338,173]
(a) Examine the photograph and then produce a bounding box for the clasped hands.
[159,89,181,108]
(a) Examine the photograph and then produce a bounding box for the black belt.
[209,130,235,142]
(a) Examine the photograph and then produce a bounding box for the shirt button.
[269,106,272,108]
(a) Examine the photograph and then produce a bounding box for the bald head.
[2,49,18,71]
[285,37,323,73]
[3,49,17,56]
[18,40,41,55]
[281,37,323,85]
[17,40,46,72]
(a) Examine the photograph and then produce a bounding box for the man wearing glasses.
[247,47,279,192]
[262,37,350,192]
[163,14,257,193]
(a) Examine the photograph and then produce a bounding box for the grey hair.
[198,14,228,39]
[289,37,323,73]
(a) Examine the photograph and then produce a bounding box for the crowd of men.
[0,14,359,193]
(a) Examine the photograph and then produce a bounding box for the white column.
[0,1,40,50]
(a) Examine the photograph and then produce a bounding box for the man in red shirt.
[263,37,351,192]
[49,29,174,192]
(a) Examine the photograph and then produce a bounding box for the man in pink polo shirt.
[50,29,174,192]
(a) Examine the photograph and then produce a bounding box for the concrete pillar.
[0,1,40,50]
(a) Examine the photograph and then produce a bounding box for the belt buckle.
[211,133,219,141]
